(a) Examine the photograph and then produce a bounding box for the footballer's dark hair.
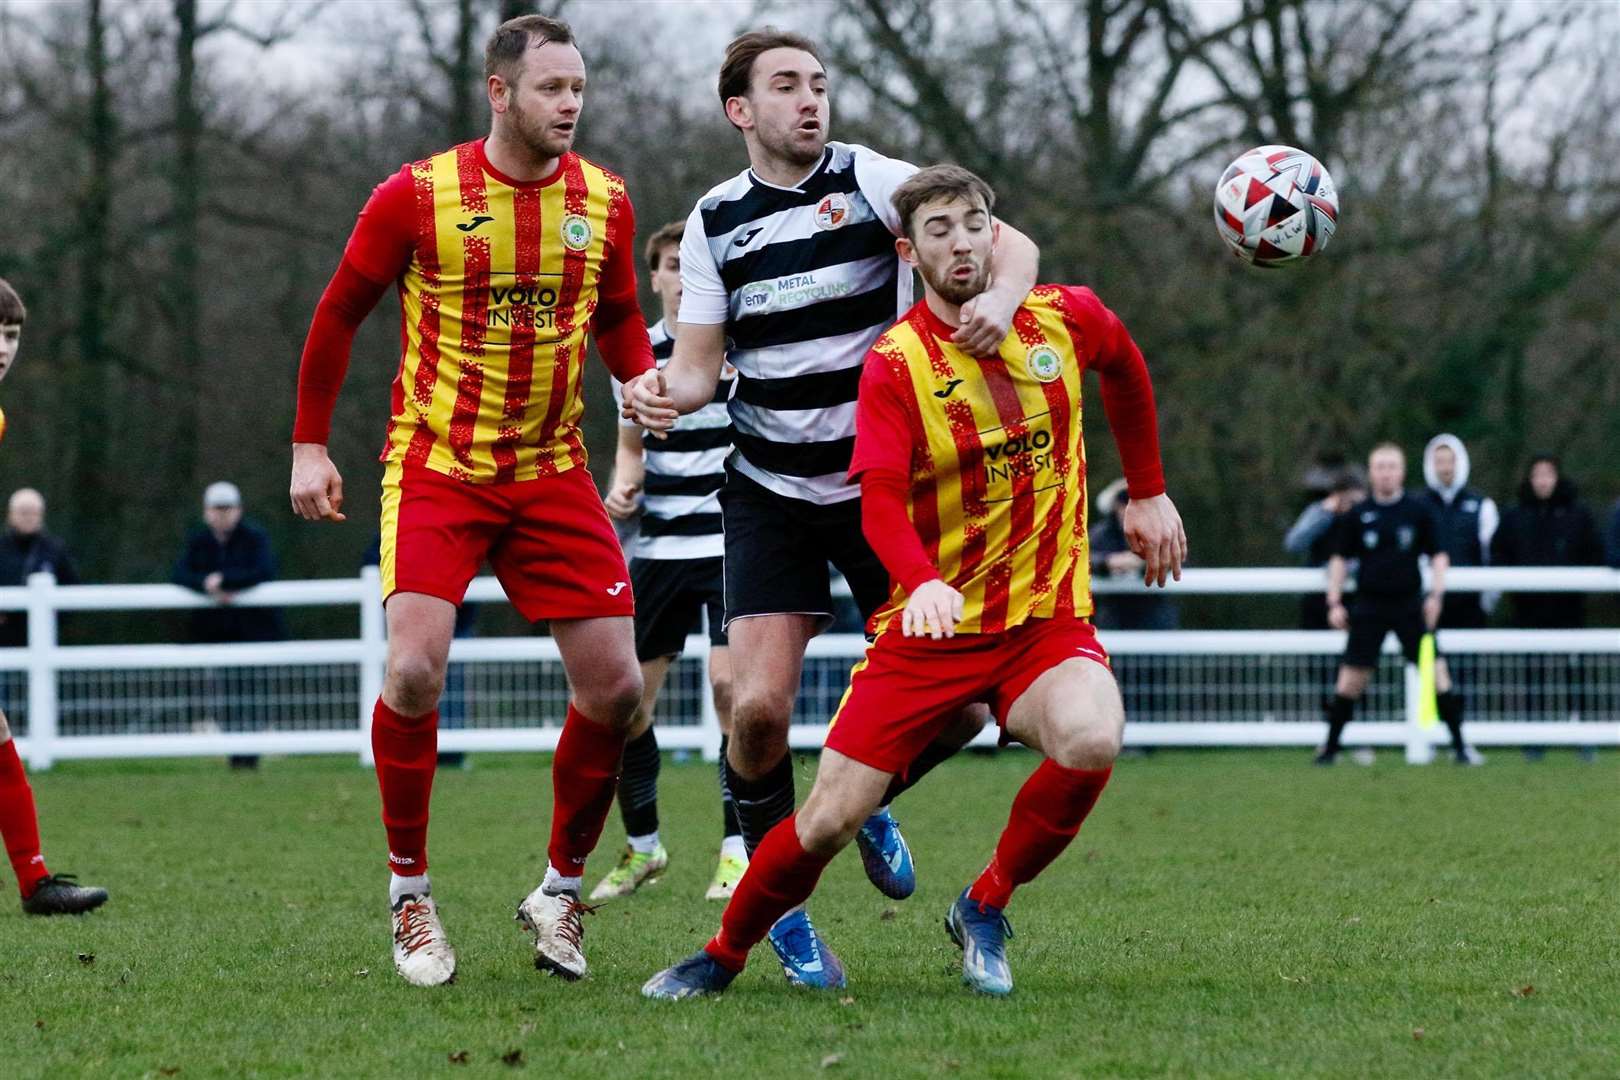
[718,28,823,117]
[485,13,574,83]
[891,164,996,240]
[644,221,684,273]
[0,278,25,326]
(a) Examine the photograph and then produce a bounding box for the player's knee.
[796,794,865,856]
[1046,717,1122,771]
[385,651,447,714]
[576,666,644,729]
[731,686,793,737]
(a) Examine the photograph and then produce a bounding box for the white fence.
[2,567,1617,769]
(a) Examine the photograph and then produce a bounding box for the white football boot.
[391,894,457,986]
[515,884,592,980]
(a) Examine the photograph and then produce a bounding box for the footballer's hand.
[1121,492,1187,587]
[624,369,675,439]
[603,478,642,520]
[953,286,1019,358]
[290,442,347,522]
[902,579,964,640]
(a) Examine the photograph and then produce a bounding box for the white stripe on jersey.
[730,399,859,446]
[729,455,852,505]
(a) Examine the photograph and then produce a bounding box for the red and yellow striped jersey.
[850,285,1161,635]
[336,140,648,483]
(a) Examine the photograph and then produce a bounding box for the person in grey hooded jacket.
[1417,434,1499,629]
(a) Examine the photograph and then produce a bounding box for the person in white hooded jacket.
[1417,434,1499,629]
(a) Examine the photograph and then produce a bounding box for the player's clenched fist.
[623,368,676,437]
[902,579,965,640]
[289,443,347,522]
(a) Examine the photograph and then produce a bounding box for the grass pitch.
[4,749,1616,1078]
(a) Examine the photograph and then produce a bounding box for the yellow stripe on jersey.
[870,292,1093,635]
[386,144,625,483]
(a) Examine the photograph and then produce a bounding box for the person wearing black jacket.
[1319,443,1480,766]
[1491,455,1604,628]
[173,482,284,768]
[0,488,80,648]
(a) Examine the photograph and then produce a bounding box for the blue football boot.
[945,888,1014,996]
[641,951,738,1000]
[856,807,917,900]
[767,908,846,989]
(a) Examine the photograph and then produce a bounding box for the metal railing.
[2,566,1616,768]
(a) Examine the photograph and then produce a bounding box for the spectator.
[1492,456,1603,757]
[1090,478,1178,631]
[1491,455,1603,628]
[0,488,80,647]
[1284,468,1365,629]
[1418,435,1498,629]
[172,481,284,769]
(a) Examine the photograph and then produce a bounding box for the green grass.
[3,750,1617,1079]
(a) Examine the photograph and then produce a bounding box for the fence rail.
[4,568,1617,769]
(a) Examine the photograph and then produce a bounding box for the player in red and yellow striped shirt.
[0,277,110,917]
[643,165,1186,1000]
[289,15,654,989]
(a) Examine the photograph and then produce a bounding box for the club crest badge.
[1027,345,1063,383]
[814,193,850,231]
[561,214,593,251]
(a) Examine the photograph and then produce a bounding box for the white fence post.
[24,572,58,771]
[358,567,385,767]
[1403,662,1434,764]
[698,634,722,763]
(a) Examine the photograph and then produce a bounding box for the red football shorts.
[824,617,1111,775]
[378,460,633,622]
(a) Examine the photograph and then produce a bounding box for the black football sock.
[1436,690,1467,754]
[718,734,742,840]
[725,750,795,857]
[1323,695,1356,754]
[617,727,660,839]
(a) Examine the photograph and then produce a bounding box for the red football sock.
[705,815,832,972]
[546,704,626,878]
[371,699,438,876]
[968,760,1112,910]
[0,738,49,897]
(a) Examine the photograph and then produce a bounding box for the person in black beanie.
[1318,443,1481,766]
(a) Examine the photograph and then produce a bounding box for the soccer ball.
[1213,145,1338,267]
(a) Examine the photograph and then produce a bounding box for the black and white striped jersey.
[611,319,734,561]
[678,143,917,505]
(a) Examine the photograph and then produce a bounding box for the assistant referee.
[1319,443,1481,765]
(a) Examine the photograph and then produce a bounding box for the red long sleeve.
[1061,286,1165,499]
[590,196,654,384]
[861,470,940,593]
[292,258,392,444]
[292,168,416,445]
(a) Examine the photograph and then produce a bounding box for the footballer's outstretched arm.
[621,320,727,435]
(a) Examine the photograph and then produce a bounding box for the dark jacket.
[1491,476,1603,628]
[172,520,285,643]
[0,529,81,647]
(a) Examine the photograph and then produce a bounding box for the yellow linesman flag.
[1417,633,1439,728]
